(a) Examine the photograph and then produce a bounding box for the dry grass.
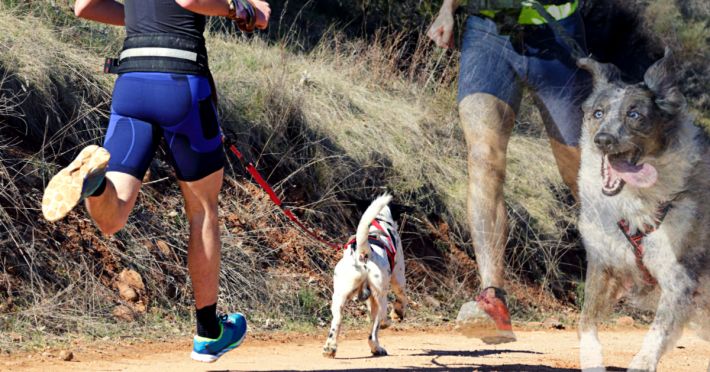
[640,0,710,124]
[209,30,573,234]
[207,30,580,306]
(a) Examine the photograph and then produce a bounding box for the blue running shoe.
[191,313,248,363]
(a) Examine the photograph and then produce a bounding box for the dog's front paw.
[371,346,388,356]
[580,329,604,371]
[322,346,337,358]
[628,354,656,372]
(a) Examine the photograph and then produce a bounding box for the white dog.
[322,194,407,358]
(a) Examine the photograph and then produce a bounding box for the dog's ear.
[577,57,621,89]
[643,47,686,116]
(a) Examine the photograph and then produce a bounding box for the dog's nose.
[594,132,618,151]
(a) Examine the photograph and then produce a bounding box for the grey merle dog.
[576,49,710,372]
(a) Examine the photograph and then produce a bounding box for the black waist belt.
[104,33,209,75]
[467,0,571,12]
[467,0,577,30]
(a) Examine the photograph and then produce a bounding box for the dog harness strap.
[345,237,391,269]
[617,220,657,286]
[616,202,673,286]
[371,219,397,270]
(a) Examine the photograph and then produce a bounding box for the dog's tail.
[355,194,392,260]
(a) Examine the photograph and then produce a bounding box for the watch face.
[234,0,256,32]
[228,0,236,16]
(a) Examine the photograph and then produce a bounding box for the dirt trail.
[3,328,708,371]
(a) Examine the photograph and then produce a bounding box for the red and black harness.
[345,218,398,271]
[617,202,673,286]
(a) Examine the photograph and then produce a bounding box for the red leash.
[226,143,342,250]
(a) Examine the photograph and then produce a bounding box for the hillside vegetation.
[0,0,706,351]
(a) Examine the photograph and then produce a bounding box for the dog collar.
[617,202,672,286]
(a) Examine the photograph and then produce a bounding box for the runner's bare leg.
[459,93,515,289]
[537,103,582,200]
[179,169,224,308]
[455,93,517,344]
[86,171,142,235]
[549,138,581,200]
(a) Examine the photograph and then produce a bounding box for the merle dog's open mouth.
[600,149,658,196]
[601,151,635,196]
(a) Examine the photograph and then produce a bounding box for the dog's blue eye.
[593,110,603,119]
[627,111,640,119]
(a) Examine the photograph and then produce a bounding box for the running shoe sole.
[455,300,516,345]
[456,320,516,344]
[42,145,110,222]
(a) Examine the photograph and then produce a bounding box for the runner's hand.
[427,10,455,49]
[251,0,270,30]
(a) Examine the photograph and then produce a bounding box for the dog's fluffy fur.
[322,194,407,358]
[576,50,710,371]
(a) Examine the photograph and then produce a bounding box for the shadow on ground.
[209,347,587,372]
[413,349,543,357]
[210,366,576,372]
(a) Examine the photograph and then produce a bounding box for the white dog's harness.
[617,202,672,286]
[345,219,397,270]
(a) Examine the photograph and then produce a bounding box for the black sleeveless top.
[124,0,206,40]
[113,0,210,75]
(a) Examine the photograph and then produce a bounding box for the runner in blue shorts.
[104,72,225,182]
[427,0,591,344]
[42,0,271,363]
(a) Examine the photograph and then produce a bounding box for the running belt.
[105,33,209,75]
[469,0,579,25]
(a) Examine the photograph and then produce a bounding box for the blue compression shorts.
[457,14,591,146]
[103,72,224,182]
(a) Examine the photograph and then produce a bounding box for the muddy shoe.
[42,145,110,222]
[455,287,516,344]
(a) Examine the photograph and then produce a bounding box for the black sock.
[195,303,220,339]
[90,178,107,197]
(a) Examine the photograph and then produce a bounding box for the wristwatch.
[227,0,256,32]
[227,0,237,19]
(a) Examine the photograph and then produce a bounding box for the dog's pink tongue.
[609,159,658,188]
